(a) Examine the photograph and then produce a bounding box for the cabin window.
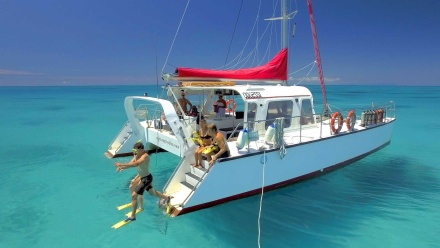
[265,100,293,129]
[300,98,315,125]
[247,103,257,120]
[246,102,258,130]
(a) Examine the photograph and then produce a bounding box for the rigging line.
[219,0,282,70]
[218,2,277,70]
[257,20,276,65]
[224,0,244,66]
[154,34,159,98]
[289,60,316,75]
[235,19,275,69]
[258,39,272,65]
[258,151,267,248]
[161,0,191,73]
[254,2,260,67]
[226,0,262,69]
[241,0,262,63]
[294,61,316,86]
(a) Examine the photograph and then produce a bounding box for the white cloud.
[289,76,340,82]
[0,69,42,76]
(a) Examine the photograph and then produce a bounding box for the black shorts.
[135,174,153,195]
[219,150,230,158]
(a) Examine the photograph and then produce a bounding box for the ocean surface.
[1,85,439,248]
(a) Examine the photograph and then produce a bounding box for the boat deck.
[226,119,368,157]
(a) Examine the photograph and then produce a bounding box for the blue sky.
[1,0,439,86]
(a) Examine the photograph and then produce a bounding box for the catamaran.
[106,0,395,217]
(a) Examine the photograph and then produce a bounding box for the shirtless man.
[114,142,170,222]
[206,123,230,167]
[177,90,192,115]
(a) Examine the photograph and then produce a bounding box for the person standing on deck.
[177,90,192,115]
[213,93,227,118]
[114,141,170,222]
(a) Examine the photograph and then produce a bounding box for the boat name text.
[243,92,262,99]
[156,137,180,149]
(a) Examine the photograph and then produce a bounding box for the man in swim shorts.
[114,141,171,222]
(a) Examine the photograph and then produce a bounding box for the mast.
[265,0,297,86]
[307,0,328,114]
[281,0,288,50]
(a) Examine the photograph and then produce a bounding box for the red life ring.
[330,112,343,134]
[345,110,356,131]
[226,99,236,113]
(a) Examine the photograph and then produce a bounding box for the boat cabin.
[164,82,316,139]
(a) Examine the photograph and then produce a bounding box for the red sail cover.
[177,48,287,81]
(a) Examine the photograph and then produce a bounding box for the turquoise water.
[1,85,439,247]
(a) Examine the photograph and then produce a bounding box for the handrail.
[226,122,244,142]
[107,120,130,150]
[225,100,396,146]
[162,156,186,193]
[180,160,216,207]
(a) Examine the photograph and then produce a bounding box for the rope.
[258,151,267,248]
[279,143,286,160]
[161,0,191,73]
[224,0,243,65]
[289,60,316,75]
[154,33,159,98]
[291,61,316,86]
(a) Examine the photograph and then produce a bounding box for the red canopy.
[176,48,287,81]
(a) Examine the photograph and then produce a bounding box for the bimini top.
[172,48,287,82]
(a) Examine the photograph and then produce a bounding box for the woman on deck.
[193,119,212,169]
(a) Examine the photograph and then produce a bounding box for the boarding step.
[181,181,196,191]
[185,172,202,187]
[191,164,208,178]
[168,189,191,207]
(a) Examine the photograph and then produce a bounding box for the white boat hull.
[169,119,394,215]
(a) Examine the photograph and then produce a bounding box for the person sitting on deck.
[205,123,230,167]
[192,119,212,169]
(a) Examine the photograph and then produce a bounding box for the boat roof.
[170,83,313,99]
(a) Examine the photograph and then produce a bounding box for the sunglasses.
[132,148,143,153]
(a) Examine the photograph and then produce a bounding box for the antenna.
[292,23,296,37]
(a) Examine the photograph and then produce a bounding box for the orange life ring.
[330,112,343,134]
[345,110,356,131]
[226,99,236,113]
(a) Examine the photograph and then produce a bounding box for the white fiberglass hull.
[178,120,394,215]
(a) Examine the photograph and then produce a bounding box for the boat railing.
[225,101,396,149]
[133,102,162,124]
[107,120,131,151]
